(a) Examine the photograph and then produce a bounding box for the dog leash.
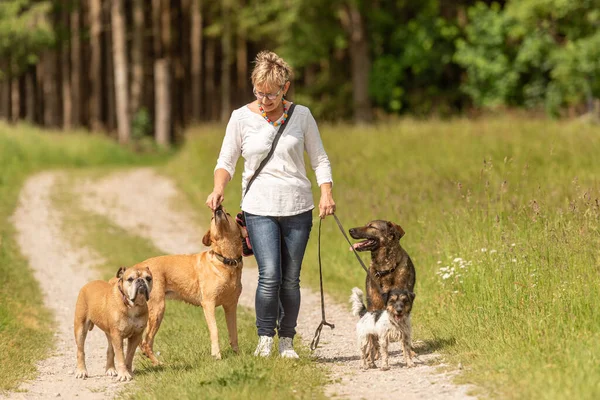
[310,217,335,351]
[332,214,387,300]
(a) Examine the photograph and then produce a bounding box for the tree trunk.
[25,69,35,123]
[11,77,20,123]
[130,0,145,118]
[154,59,170,146]
[236,28,248,102]
[205,38,216,120]
[42,51,59,127]
[0,60,9,121]
[220,0,232,122]
[153,0,171,146]
[111,0,130,143]
[190,0,203,122]
[89,0,103,131]
[70,2,82,128]
[62,7,72,130]
[340,3,372,123]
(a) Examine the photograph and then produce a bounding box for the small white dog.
[350,287,415,370]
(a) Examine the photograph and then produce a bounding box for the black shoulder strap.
[244,103,296,197]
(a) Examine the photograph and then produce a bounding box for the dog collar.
[374,265,397,278]
[211,251,243,267]
[118,279,133,307]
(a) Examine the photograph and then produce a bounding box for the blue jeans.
[244,210,313,338]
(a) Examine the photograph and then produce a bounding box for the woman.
[205,50,335,358]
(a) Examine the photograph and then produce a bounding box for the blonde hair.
[251,51,293,88]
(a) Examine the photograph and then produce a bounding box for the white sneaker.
[278,337,299,359]
[254,336,274,357]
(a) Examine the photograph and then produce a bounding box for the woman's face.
[254,81,289,113]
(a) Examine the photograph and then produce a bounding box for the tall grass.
[0,123,168,391]
[169,117,600,399]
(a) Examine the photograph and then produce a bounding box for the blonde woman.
[206,50,335,358]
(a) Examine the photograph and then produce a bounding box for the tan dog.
[138,206,246,363]
[74,265,153,381]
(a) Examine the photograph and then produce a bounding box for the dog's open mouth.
[350,238,379,252]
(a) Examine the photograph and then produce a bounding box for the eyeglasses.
[253,86,284,101]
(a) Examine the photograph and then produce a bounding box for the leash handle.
[310,217,335,351]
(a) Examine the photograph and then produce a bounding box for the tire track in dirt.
[75,168,477,400]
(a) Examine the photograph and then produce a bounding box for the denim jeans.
[244,210,313,338]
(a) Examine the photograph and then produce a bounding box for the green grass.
[0,122,168,391]
[50,172,328,399]
[166,117,600,399]
[3,117,600,398]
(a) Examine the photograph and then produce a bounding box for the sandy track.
[5,168,476,399]
[4,173,125,399]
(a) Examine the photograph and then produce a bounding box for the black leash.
[310,213,387,351]
[332,214,386,299]
[310,217,335,351]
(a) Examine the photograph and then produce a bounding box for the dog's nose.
[349,228,356,235]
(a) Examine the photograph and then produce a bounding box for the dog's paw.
[368,362,377,369]
[75,369,88,379]
[380,365,390,371]
[115,369,133,382]
[212,352,222,360]
[405,359,415,368]
[105,367,117,377]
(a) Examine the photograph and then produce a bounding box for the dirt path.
[4,173,126,399]
[6,168,477,399]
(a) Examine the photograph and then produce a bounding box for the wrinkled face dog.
[350,287,416,370]
[118,266,153,306]
[74,265,153,382]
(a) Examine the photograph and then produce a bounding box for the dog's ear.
[202,229,212,247]
[387,221,405,240]
[408,291,416,302]
[116,266,126,279]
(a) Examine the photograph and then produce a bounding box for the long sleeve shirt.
[215,104,333,216]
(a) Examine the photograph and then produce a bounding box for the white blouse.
[215,104,333,216]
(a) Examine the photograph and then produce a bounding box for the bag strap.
[244,103,296,197]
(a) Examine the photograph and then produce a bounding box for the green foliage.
[455,0,600,113]
[370,1,462,114]
[0,0,54,77]
[454,3,519,107]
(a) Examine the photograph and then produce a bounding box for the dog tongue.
[350,242,363,251]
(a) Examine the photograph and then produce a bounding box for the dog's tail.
[350,287,367,318]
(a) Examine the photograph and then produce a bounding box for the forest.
[1,0,599,145]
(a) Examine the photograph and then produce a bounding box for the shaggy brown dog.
[349,220,416,310]
[349,220,416,363]
[136,206,247,363]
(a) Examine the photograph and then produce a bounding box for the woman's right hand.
[205,190,224,210]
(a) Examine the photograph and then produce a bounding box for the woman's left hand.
[318,183,336,219]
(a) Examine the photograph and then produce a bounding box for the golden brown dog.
[74,265,153,381]
[137,206,246,363]
[349,220,416,364]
